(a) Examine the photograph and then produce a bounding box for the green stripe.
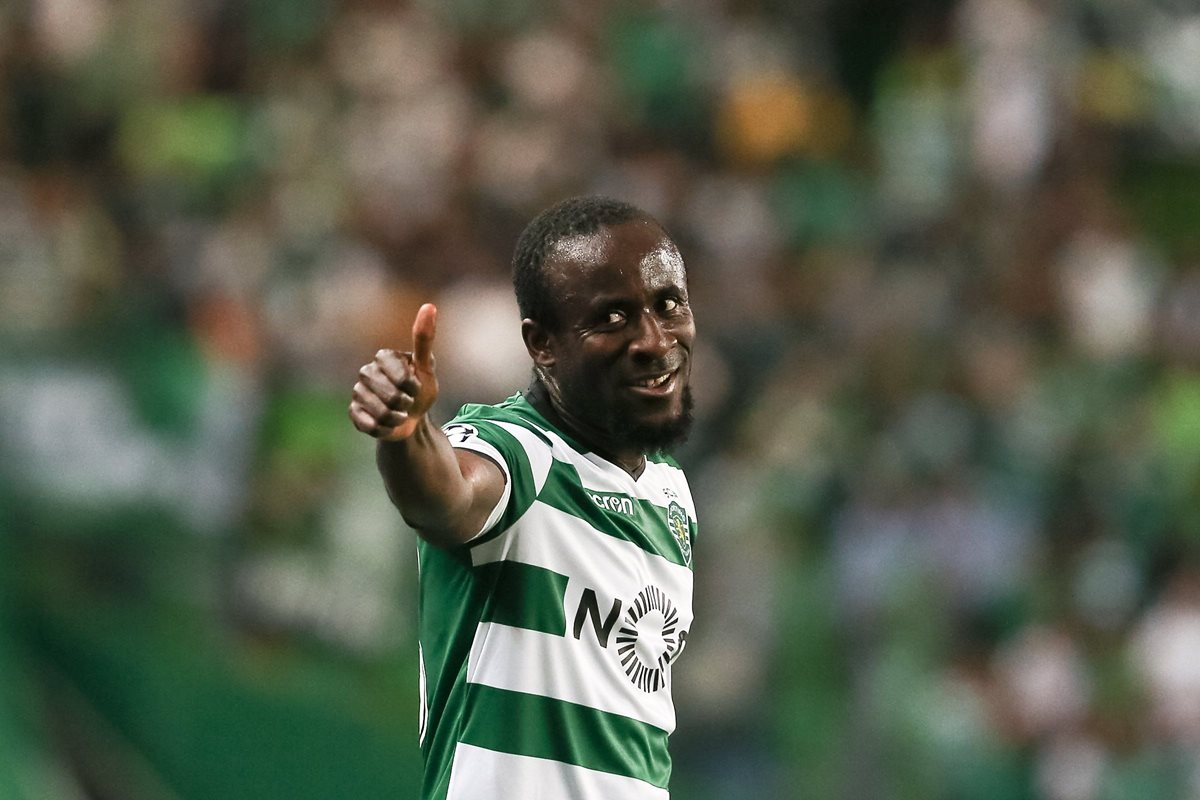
[459,684,671,788]
[538,460,690,567]
[477,562,569,635]
[645,451,682,468]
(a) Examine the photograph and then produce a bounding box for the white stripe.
[451,419,557,539]
[466,621,677,732]
[445,743,669,800]
[629,463,698,521]
[469,502,694,591]
[491,420,553,493]
[418,642,428,744]
[449,436,512,539]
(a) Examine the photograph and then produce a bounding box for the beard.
[604,385,695,455]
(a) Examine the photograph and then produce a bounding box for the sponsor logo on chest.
[573,585,689,693]
[589,490,635,516]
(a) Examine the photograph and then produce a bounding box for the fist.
[349,303,439,441]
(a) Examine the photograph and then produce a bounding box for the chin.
[611,387,695,454]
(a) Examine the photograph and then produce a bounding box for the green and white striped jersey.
[416,393,697,800]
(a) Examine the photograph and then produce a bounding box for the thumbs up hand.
[350,303,440,441]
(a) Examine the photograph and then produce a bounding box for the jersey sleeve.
[442,404,554,544]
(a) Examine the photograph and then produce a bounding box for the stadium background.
[3,0,1200,797]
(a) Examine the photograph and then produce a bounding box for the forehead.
[544,219,686,292]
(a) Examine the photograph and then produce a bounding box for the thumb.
[412,303,437,371]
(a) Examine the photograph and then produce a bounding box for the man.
[349,196,698,800]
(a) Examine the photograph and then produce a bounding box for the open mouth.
[628,369,678,395]
[635,372,672,388]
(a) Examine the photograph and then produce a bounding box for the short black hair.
[511,195,659,330]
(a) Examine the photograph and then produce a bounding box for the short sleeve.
[442,408,554,543]
[441,420,511,540]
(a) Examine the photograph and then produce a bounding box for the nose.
[629,310,673,361]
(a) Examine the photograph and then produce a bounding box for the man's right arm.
[348,304,506,548]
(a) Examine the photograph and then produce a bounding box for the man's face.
[536,219,696,454]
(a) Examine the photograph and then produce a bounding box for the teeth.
[640,373,670,388]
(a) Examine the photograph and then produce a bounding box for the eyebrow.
[587,284,685,308]
[587,293,636,310]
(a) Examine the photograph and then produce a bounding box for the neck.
[525,378,646,477]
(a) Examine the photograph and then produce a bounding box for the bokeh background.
[3,0,1200,797]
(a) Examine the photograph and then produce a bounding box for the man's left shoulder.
[645,451,685,472]
[641,454,696,517]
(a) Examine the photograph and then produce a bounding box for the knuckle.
[383,388,405,409]
[353,386,375,408]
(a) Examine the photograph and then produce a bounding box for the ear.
[521,319,556,369]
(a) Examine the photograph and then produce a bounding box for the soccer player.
[349,196,698,800]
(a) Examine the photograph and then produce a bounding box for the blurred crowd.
[3,0,1200,798]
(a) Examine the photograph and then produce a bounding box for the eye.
[661,296,686,314]
[604,310,626,326]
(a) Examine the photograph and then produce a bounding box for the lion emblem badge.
[667,501,691,567]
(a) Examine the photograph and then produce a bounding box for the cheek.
[667,321,696,356]
[676,319,696,344]
[565,354,617,399]
[578,359,613,391]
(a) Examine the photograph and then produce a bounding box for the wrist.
[385,410,436,443]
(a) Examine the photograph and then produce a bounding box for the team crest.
[667,502,691,566]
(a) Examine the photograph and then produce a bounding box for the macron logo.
[590,492,635,516]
